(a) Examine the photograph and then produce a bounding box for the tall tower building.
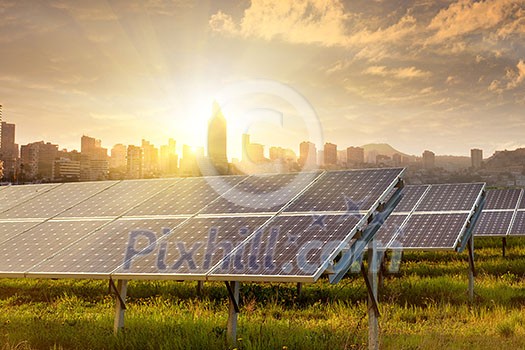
[207,101,228,175]
[347,146,364,167]
[324,142,337,166]
[299,141,317,169]
[0,106,20,181]
[471,149,483,169]
[422,150,435,169]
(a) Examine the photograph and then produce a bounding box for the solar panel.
[0,181,117,219]
[57,179,178,218]
[391,213,469,249]
[0,184,60,213]
[27,218,186,277]
[393,185,429,213]
[414,183,484,212]
[509,211,525,235]
[208,214,363,282]
[200,172,320,214]
[382,183,485,251]
[373,214,407,247]
[473,211,513,236]
[483,189,521,210]
[113,216,270,279]
[124,176,246,217]
[283,168,404,213]
[0,221,43,244]
[0,220,110,276]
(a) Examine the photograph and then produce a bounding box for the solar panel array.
[0,168,405,282]
[375,183,485,251]
[473,188,525,236]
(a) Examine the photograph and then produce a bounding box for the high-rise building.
[80,135,108,181]
[0,119,19,181]
[471,149,483,169]
[347,146,364,167]
[207,102,228,175]
[53,157,81,182]
[20,141,58,181]
[422,150,435,169]
[324,142,337,166]
[110,144,127,169]
[241,134,265,164]
[141,139,159,178]
[126,145,143,179]
[160,138,178,175]
[299,141,317,169]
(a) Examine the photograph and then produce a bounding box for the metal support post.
[296,282,303,296]
[502,237,507,258]
[111,279,128,335]
[467,235,476,301]
[225,281,240,347]
[367,245,380,350]
[197,281,204,296]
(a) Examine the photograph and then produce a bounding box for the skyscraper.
[126,145,143,179]
[207,101,228,175]
[299,141,317,169]
[471,149,483,169]
[0,105,19,181]
[80,135,109,181]
[324,142,337,166]
[347,146,364,167]
[422,150,435,169]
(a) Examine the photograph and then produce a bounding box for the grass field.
[0,237,524,349]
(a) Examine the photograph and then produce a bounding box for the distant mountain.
[484,148,525,169]
[360,143,413,158]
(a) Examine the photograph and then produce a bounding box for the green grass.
[0,237,524,349]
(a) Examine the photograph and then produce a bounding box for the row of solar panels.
[473,188,525,236]
[0,168,405,282]
[375,183,485,250]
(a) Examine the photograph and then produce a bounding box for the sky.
[1,0,525,159]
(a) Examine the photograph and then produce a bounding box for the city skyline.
[1,1,524,157]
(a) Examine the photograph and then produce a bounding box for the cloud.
[209,1,419,50]
[364,65,431,79]
[210,0,351,46]
[209,11,237,35]
[427,0,525,43]
[347,14,417,45]
[489,59,525,92]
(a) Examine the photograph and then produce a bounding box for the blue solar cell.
[125,176,246,216]
[114,216,270,278]
[415,183,484,212]
[284,168,404,213]
[28,218,186,276]
[393,185,429,213]
[58,179,177,218]
[208,214,362,280]
[473,211,513,236]
[484,189,521,210]
[392,213,469,249]
[201,172,320,214]
[509,211,525,235]
[373,214,407,247]
[0,220,109,273]
[0,181,117,219]
[0,184,59,213]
